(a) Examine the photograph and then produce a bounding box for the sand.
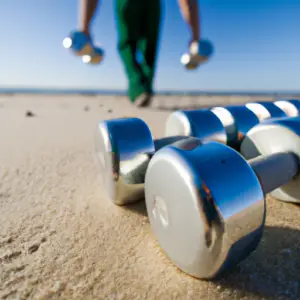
[0,94,299,300]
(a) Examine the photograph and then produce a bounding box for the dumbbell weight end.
[241,117,300,203]
[95,117,190,205]
[82,47,105,65]
[145,139,266,279]
[181,39,214,70]
[63,31,93,56]
[145,118,300,279]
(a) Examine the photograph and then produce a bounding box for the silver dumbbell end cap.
[241,117,300,203]
[145,139,265,279]
[95,118,155,205]
[274,100,300,117]
[62,37,73,49]
[95,121,116,202]
[165,109,227,144]
[246,102,287,121]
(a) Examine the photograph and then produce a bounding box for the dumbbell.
[241,116,300,203]
[81,47,104,65]
[63,30,104,65]
[95,115,226,205]
[165,102,287,150]
[144,117,300,279]
[181,39,214,70]
[274,99,300,117]
[97,104,289,205]
[245,101,287,121]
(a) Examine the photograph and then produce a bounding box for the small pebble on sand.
[25,110,35,117]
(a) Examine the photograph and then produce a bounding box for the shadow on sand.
[124,199,300,299]
[124,199,148,218]
[216,225,300,299]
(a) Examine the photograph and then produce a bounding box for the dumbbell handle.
[249,152,299,194]
[154,136,190,151]
[121,136,189,179]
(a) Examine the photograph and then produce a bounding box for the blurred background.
[1,0,300,93]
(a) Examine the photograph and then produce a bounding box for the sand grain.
[0,94,299,299]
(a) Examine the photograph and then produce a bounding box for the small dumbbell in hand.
[181,39,214,70]
[63,30,104,65]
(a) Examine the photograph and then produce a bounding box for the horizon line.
[1,86,300,95]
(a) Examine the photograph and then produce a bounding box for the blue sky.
[1,0,300,91]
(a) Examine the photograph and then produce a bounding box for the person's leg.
[115,0,150,103]
[138,0,162,96]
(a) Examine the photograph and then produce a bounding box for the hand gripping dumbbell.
[181,39,214,70]
[274,99,300,117]
[63,30,104,65]
[95,114,228,205]
[165,102,288,150]
[144,117,300,279]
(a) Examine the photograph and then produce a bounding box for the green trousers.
[115,0,161,103]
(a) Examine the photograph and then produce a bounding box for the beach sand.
[0,94,299,300]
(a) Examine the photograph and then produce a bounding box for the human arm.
[79,0,100,36]
[177,0,200,42]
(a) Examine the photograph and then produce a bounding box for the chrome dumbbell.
[273,99,300,117]
[145,117,300,279]
[63,31,104,65]
[165,101,288,150]
[245,101,287,122]
[95,114,226,205]
[181,39,214,70]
